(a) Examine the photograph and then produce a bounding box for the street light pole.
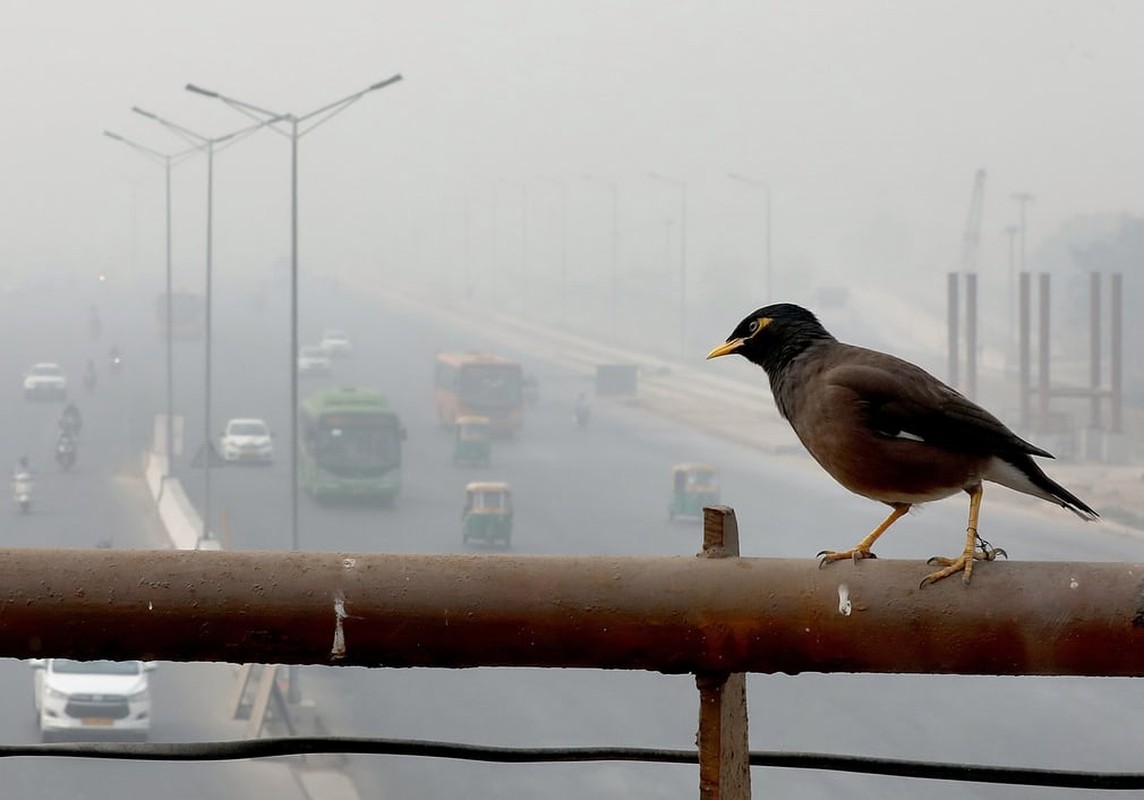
[1004,224,1019,372]
[727,173,772,299]
[133,108,277,543]
[648,172,688,355]
[536,176,568,322]
[187,75,402,707]
[584,175,619,335]
[186,75,402,559]
[102,133,196,473]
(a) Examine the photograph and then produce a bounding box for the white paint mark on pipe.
[331,593,348,659]
[837,584,852,616]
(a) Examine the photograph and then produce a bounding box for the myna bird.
[707,303,1098,586]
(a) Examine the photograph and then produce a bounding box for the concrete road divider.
[142,446,212,550]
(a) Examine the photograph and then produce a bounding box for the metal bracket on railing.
[696,506,751,800]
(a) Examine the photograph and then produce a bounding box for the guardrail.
[6,507,1144,797]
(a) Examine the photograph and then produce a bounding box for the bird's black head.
[707,303,835,374]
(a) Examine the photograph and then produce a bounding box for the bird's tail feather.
[985,456,1099,521]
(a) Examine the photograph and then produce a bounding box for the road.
[141,267,1144,800]
[0,280,313,800]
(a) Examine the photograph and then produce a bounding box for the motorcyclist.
[12,456,33,512]
[56,430,77,469]
[14,455,32,478]
[109,344,122,374]
[60,402,83,435]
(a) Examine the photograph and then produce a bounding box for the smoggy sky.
[1,1,1140,306]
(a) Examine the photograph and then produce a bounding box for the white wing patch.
[983,457,1054,503]
[893,430,926,443]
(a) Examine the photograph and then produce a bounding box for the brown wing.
[824,347,1052,460]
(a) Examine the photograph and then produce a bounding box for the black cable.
[5,738,1144,790]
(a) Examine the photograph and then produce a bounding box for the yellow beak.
[706,338,744,360]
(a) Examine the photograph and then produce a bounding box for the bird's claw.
[920,528,1009,587]
[975,535,1008,561]
[817,548,876,568]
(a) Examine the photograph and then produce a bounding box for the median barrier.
[157,476,205,550]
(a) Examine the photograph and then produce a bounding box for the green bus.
[299,388,405,503]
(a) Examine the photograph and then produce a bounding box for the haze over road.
[115,269,1141,800]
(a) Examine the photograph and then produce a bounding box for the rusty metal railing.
[4,506,1144,798]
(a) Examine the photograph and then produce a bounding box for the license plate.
[82,718,114,726]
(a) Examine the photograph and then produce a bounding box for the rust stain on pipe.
[0,549,1143,676]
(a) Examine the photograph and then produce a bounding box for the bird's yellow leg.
[921,484,1003,587]
[818,504,910,566]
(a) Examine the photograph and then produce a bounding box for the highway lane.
[156,270,1144,799]
[0,281,316,800]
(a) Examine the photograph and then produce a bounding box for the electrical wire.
[6,738,1144,790]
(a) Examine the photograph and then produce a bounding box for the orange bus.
[434,351,524,436]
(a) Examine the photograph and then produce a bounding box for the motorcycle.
[109,353,122,375]
[59,408,82,437]
[56,435,77,471]
[12,472,33,513]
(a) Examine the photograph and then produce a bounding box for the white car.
[219,417,274,464]
[319,328,354,357]
[31,658,155,742]
[23,362,68,400]
[298,345,333,377]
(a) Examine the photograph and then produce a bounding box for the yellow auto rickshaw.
[668,463,720,521]
[452,415,492,467]
[462,481,513,548]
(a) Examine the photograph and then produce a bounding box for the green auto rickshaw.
[667,463,720,521]
[462,481,513,548]
[452,415,492,467]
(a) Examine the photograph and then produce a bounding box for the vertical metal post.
[1004,225,1018,373]
[609,182,619,337]
[696,507,751,800]
[1111,272,1123,433]
[1019,272,1031,430]
[164,156,175,467]
[679,185,688,356]
[1038,273,1051,432]
[947,272,960,389]
[560,186,568,322]
[965,272,977,401]
[1089,272,1102,429]
[202,143,214,540]
[288,116,301,705]
[521,184,529,298]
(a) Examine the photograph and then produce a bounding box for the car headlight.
[44,685,69,700]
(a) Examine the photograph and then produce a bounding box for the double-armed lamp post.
[184,75,402,557]
[129,108,281,541]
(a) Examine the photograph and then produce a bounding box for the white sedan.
[298,346,333,377]
[218,418,274,464]
[319,328,354,357]
[23,362,68,400]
